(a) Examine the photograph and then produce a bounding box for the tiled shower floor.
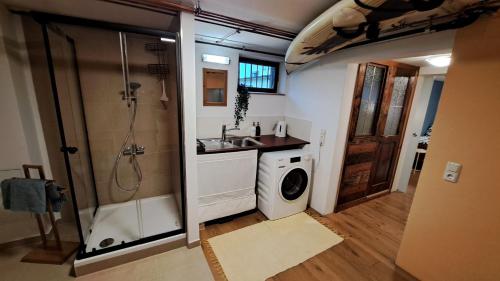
[85,194,181,252]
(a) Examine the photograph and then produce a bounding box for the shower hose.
[112,97,142,193]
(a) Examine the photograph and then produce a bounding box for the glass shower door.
[45,25,98,245]
[122,31,184,238]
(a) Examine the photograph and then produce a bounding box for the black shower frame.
[29,11,187,260]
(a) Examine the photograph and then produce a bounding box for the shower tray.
[84,194,181,252]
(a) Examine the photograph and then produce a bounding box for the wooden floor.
[200,173,419,281]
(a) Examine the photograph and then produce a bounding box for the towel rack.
[20,164,79,265]
[22,164,60,250]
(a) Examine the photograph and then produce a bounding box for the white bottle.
[250,122,257,137]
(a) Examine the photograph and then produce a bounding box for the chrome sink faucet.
[221,124,240,142]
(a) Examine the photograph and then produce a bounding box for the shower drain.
[99,238,115,248]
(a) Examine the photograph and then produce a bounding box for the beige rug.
[208,212,343,281]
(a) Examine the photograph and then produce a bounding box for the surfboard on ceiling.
[285,0,499,73]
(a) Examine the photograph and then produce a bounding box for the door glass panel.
[355,65,385,136]
[384,76,410,136]
[125,32,184,237]
[48,27,97,242]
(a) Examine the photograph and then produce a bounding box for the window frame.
[203,68,228,107]
[238,57,280,94]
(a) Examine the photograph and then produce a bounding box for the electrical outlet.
[443,161,462,183]
[319,129,326,146]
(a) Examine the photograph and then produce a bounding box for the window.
[238,57,279,93]
[203,68,227,106]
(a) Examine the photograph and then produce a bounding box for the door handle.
[61,146,78,154]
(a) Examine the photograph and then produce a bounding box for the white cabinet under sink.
[197,150,257,223]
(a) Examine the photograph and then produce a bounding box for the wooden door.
[336,62,418,210]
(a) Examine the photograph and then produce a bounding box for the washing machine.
[257,149,312,220]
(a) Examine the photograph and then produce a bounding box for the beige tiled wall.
[65,26,181,205]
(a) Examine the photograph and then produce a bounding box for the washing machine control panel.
[277,154,312,165]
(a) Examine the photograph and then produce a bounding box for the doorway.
[393,74,446,193]
[411,78,444,181]
[336,61,419,210]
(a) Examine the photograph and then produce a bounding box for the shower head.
[121,82,141,105]
[129,82,141,92]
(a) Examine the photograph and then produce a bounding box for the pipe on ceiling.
[101,0,297,40]
[195,18,293,41]
[195,40,285,57]
[196,10,297,39]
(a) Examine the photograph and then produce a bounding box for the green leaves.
[234,85,250,127]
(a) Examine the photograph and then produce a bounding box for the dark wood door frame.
[335,61,419,211]
[369,62,418,194]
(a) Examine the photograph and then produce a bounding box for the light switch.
[319,129,326,146]
[443,161,462,183]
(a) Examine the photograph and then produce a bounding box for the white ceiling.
[1,0,339,55]
[196,0,335,32]
[194,21,292,54]
[194,0,338,54]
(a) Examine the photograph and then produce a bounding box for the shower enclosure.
[29,13,185,259]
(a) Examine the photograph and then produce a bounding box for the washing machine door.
[280,168,308,201]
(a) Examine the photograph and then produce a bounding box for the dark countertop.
[197,134,309,155]
[256,135,310,152]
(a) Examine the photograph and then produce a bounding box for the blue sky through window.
[239,62,276,90]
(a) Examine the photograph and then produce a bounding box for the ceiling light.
[202,54,230,65]
[426,55,451,67]
[160,37,176,43]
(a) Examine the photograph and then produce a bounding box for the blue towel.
[1,178,46,213]
[1,178,67,213]
[46,182,66,212]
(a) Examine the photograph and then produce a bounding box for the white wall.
[285,30,456,215]
[0,17,31,171]
[180,12,200,246]
[195,43,287,138]
[285,60,354,214]
[0,8,46,172]
[0,5,52,243]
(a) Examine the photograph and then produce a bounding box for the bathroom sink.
[198,137,264,152]
[198,138,237,151]
[227,137,264,147]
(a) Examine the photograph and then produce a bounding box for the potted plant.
[234,84,250,128]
